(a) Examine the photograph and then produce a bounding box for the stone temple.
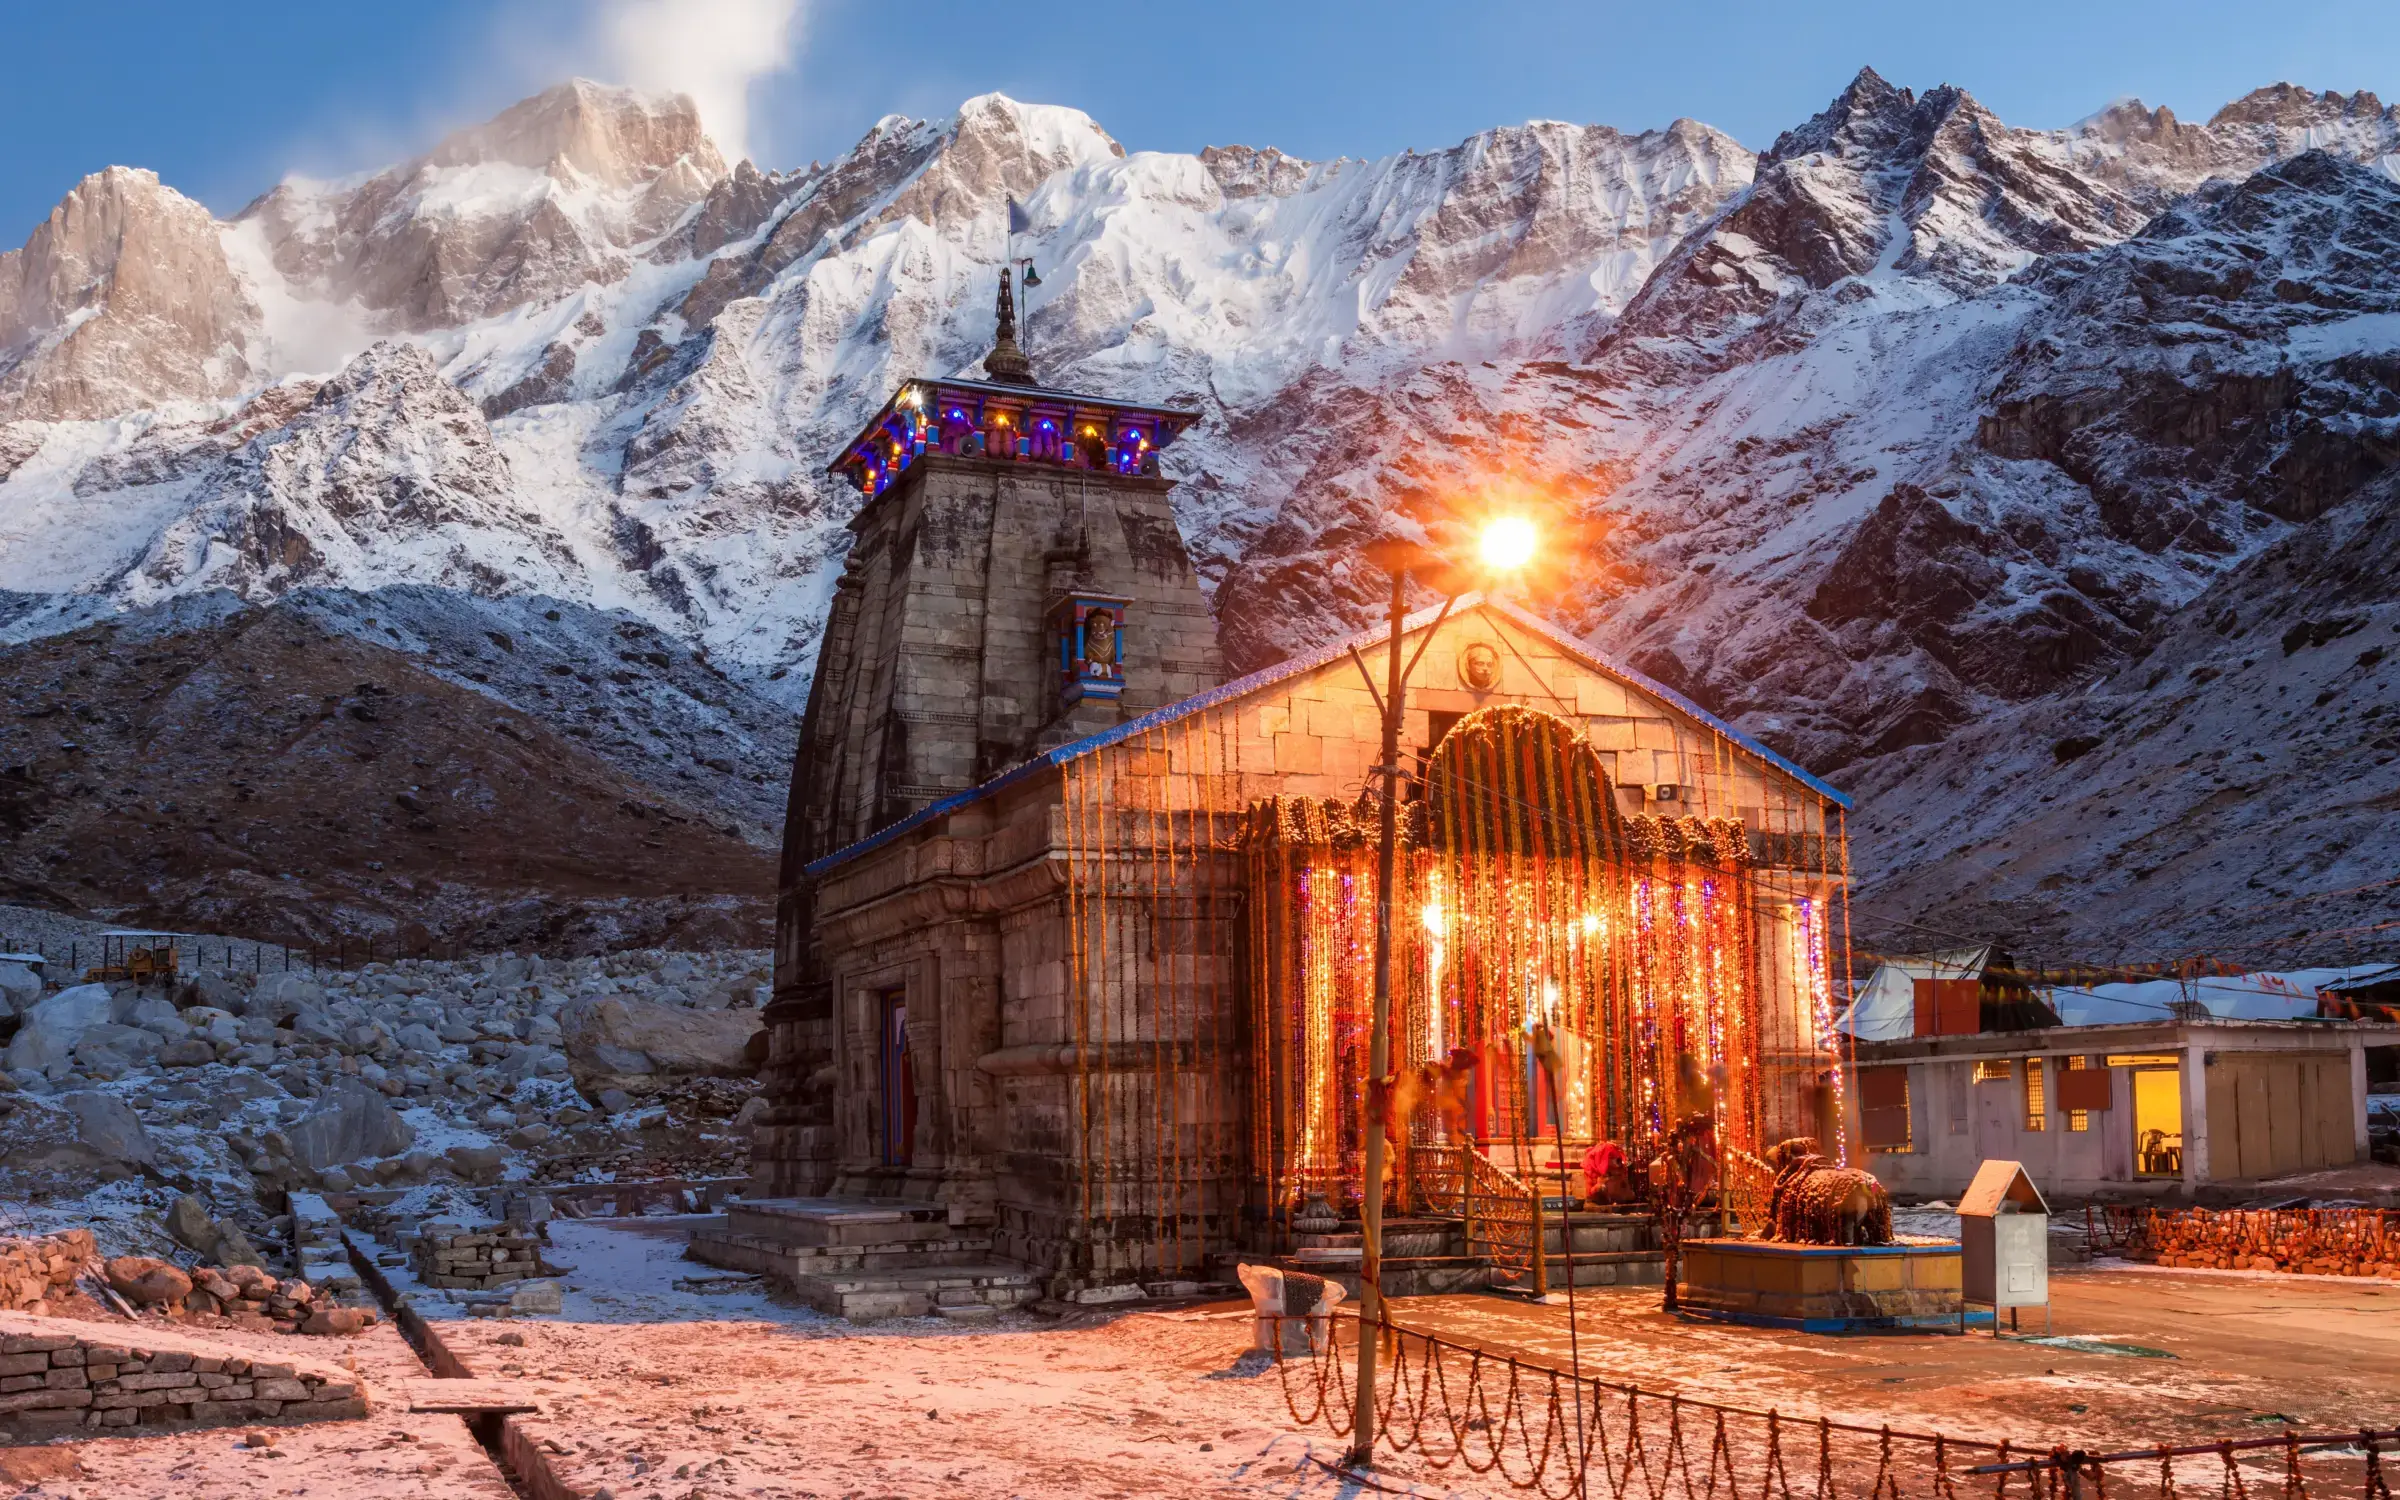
[693,275,1859,1317]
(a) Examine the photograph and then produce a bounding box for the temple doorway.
[879,991,916,1168]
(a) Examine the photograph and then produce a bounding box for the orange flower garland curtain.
[1245,705,1836,1210]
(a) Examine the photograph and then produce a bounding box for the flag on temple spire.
[1007,197,1032,236]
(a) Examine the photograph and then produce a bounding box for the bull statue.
[1763,1137,1893,1246]
[1235,1262,1348,1356]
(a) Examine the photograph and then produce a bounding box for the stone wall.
[0,1231,98,1312]
[413,1221,550,1289]
[0,1312,367,1440]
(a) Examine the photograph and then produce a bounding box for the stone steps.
[723,1198,959,1249]
[798,1263,1043,1322]
[1489,1249,1668,1288]
[1272,1212,1667,1294]
[689,1198,1047,1322]
[689,1221,1002,1278]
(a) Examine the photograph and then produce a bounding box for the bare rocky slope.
[0,602,774,950]
[1,70,2396,960]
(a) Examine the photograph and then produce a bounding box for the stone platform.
[1250,1212,1665,1298]
[1674,1236,1987,1332]
[0,1310,368,1441]
[686,1198,1042,1321]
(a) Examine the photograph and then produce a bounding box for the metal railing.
[0,933,549,984]
[1719,1147,1778,1240]
[1419,1144,1550,1291]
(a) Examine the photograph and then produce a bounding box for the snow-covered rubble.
[0,947,769,1270]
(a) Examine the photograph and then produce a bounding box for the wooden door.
[880,992,915,1168]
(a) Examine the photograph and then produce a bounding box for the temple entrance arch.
[1246,704,1799,1216]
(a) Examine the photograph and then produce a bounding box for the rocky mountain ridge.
[1,69,2396,959]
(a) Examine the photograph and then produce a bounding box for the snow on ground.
[36,1319,516,1500]
[444,1222,1485,1497]
[1394,1265,2400,1456]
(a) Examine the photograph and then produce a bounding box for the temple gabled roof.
[802,594,1851,879]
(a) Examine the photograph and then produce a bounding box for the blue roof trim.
[802,593,1848,878]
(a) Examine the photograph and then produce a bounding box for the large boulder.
[165,1192,218,1253]
[104,1256,192,1308]
[285,1080,414,1171]
[159,1037,218,1067]
[4,984,112,1075]
[0,1091,161,1195]
[126,995,187,1038]
[185,972,246,1011]
[211,1222,268,1269]
[560,996,762,1100]
[243,972,324,1023]
[0,962,41,1016]
[444,1143,506,1184]
[75,1022,163,1062]
[290,1010,347,1047]
[65,1091,157,1169]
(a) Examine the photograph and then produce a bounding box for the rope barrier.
[1266,1312,2397,1500]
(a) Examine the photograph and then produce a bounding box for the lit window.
[2023,1057,2046,1132]
[2065,1054,2091,1131]
[1972,1059,2014,1084]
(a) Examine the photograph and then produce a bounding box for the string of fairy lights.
[1049,696,1852,1276]
[1246,707,1845,1211]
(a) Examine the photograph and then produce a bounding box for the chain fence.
[0,932,520,983]
[1268,1312,2398,1499]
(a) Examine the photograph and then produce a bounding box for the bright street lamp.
[1478,515,1539,574]
[1346,516,1538,1471]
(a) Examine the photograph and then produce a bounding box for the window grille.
[2022,1056,2046,1131]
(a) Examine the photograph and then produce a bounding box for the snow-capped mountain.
[0,80,1758,682]
[1,69,2395,959]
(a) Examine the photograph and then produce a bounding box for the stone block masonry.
[0,1310,369,1440]
[412,1221,553,1290]
[0,1230,98,1312]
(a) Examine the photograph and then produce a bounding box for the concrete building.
[1849,1017,2400,1200]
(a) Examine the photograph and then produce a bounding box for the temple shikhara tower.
[708,273,1859,1313]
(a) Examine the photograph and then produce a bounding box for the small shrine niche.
[1051,592,1132,704]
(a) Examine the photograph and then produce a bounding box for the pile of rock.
[0,1316,366,1440]
[98,1257,375,1338]
[188,1265,371,1335]
[0,1232,99,1313]
[412,1221,551,1290]
[0,946,771,1214]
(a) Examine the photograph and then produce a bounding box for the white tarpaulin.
[1839,947,1990,1041]
[2046,964,2400,1026]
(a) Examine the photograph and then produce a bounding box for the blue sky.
[4,0,2398,242]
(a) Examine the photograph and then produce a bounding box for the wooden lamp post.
[1347,516,1538,1471]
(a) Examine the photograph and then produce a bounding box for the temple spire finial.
[984,266,1036,386]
